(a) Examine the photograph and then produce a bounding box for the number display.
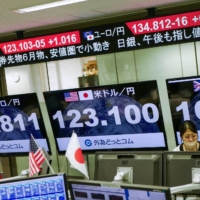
[52,103,159,129]
[0,31,80,54]
[126,11,200,35]
[176,101,200,121]
[0,113,40,132]
[44,80,167,152]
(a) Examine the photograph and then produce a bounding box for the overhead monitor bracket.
[146,7,156,17]
[113,167,133,183]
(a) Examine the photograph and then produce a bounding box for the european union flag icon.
[83,31,93,39]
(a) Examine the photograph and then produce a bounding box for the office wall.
[4,41,199,179]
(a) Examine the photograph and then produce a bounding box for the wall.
[3,41,199,179]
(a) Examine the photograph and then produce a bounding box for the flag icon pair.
[64,90,93,102]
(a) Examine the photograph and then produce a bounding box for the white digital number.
[28,113,39,130]
[0,115,14,132]
[67,110,83,128]
[14,114,25,131]
[176,100,200,120]
[125,105,141,124]
[53,103,160,128]
[83,108,99,127]
[195,101,200,119]
[176,101,190,120]
[108,106,122,125]
[0,113,40,132]
[142,103,159,123]
[53,110,65,128]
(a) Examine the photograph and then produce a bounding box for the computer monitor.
[0,173,69,199]
[67,178,172,200]
[163,151,200,187]
[43,80,168,154]
[0,93,51,155]
[94,151,163,186]
[166,75,200,145]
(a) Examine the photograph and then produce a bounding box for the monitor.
[0,93,51,155]
[163,151,200,187]
[43,80,168,154]
[67,178,172,200]
[94,151,163,186]
[0,173,69,200]
[166,75,200,145]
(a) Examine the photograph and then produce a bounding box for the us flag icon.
[64,92,79,102]
[78,90,93,101]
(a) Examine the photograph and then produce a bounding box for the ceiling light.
[13,0,87,14]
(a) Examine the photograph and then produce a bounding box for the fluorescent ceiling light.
[13,0,87,13]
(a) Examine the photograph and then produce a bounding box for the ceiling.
[1,0,200,41]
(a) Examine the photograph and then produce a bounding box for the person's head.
[179,120,198,149]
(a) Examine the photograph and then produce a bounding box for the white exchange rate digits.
[0,113,39,132]
[176,101,200,120]
[53,103,159,129]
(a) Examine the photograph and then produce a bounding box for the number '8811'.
[53,104,160,128]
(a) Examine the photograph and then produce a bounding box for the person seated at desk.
[173,120,200,151]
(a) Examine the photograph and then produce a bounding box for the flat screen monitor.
[0,93,51,155]
[166,76,200,145]
[163,151,200,187]
[0,173,69,200]
[67,178,172,200]
[94,151,163,186]
[43,80,167,154]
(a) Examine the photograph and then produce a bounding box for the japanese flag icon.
[78,90,94,101]
[86,34,94,41]
[83,31,94,41]
[65,131,89,179]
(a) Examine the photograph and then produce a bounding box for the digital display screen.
[126,10,200,35]
[0,93,51,154]
[71,184,168,200]
[43,81,167,153]
[0,30,80,54]
[0,173,68,200]
[166,76,200,145]
[0,10,200,68]
[68,179,171,200]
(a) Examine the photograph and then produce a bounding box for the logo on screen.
[193,80,200,92]
[85,139,92,146]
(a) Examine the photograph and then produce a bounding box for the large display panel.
[68,178,172,200]
[43,80,167,153]
[0,93,51,154]
[0,173,68,200]
[1,10,200,68]
[166,76,200,145]
[163,151,200,187]
[94,151,163,186]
